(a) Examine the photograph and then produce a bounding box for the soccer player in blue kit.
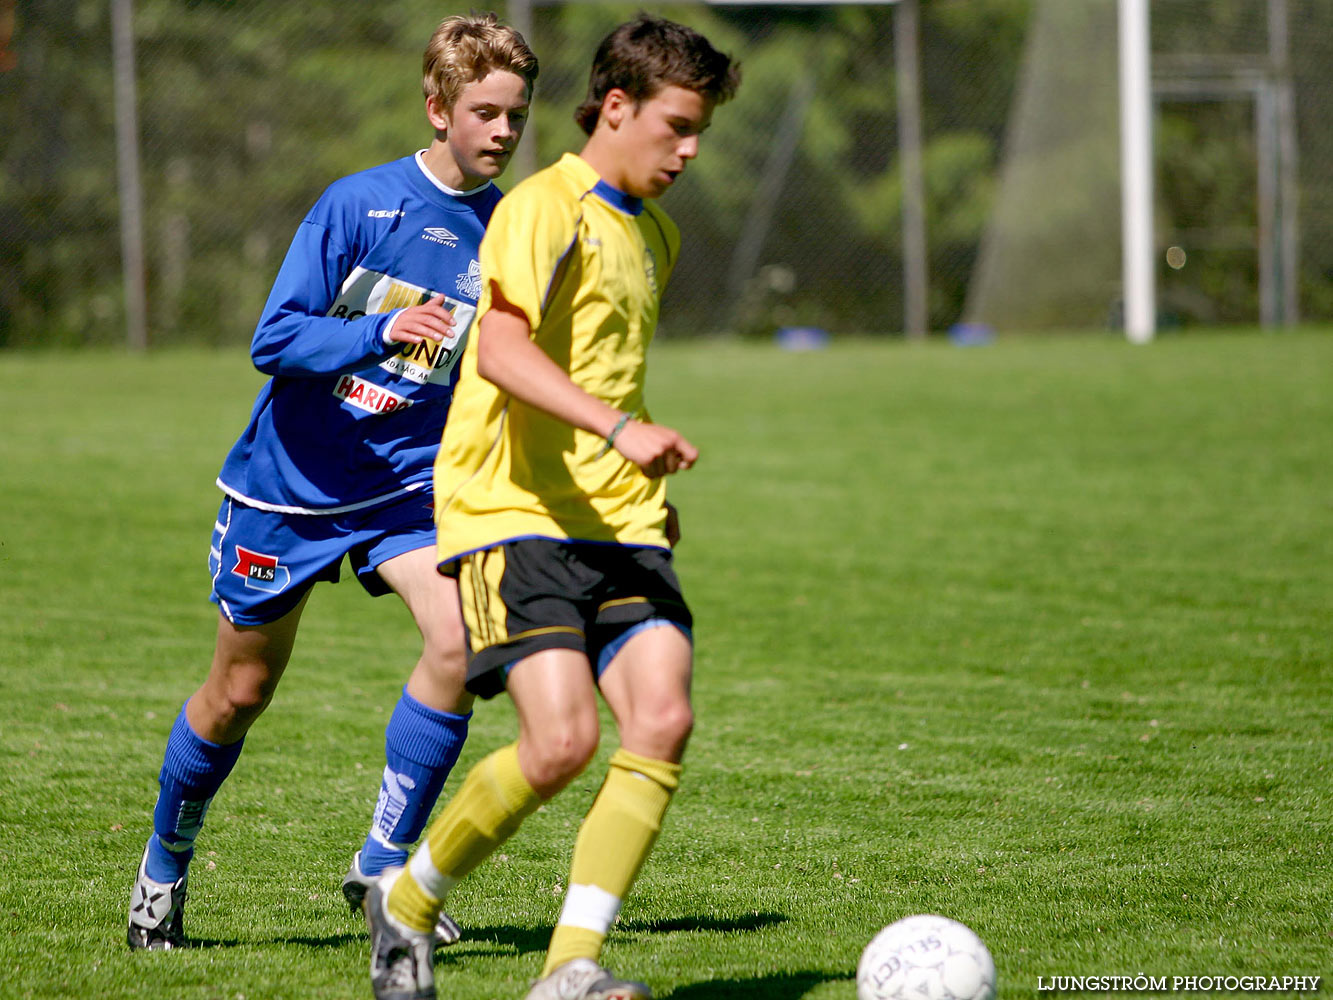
[126,14,538,951]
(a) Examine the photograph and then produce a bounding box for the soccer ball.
[857,914,997,1000]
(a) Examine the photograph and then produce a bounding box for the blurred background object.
[1,0,1327,348]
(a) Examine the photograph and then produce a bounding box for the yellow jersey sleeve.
[476,179,581,335]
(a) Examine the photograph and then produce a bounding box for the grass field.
[1,331,1330,999]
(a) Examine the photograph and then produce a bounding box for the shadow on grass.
[182,931,365,949]
[441,911,789,959]
[665,970,851,998]
[620,912,788,935]
[197,909,789,955]
[439,924,550,958]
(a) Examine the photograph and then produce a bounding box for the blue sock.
[144,703,244,883]
[360,689,470,875]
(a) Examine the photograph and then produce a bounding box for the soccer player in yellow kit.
[363,14,740,1000]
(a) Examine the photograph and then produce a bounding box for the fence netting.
[1,0,1330,347]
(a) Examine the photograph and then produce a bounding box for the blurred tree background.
[1,0,1330,348]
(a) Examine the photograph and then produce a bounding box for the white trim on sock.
[408,838,457,901]
[369,829,412,852]
[556,883,623,933]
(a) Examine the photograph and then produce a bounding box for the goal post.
[1119,0,1156,343]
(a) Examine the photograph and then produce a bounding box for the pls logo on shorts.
[231,546,291,593]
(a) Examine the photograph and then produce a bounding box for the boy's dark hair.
[574,14,740,135]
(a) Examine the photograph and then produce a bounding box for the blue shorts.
[208,490,436,626]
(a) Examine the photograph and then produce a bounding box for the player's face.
[434,70,530,189]
[616,85,715,199]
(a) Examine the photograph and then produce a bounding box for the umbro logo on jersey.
[422,227,460,247]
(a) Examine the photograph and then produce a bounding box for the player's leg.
[129,497,331,950]
[341,541,474,945]
[367,722,548,999]
[354,545,475,878]
[370,649,599,999]
[188,600,309,742]
[385,648,599,932]
[380,540,604,935]
[129,600,308,949]
[595,621,695,762]
[539,622,693,979]
[369,540,613,999]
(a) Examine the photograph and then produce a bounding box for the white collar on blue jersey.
[414,150,495,198]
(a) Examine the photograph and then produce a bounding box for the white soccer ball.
[857,914,997,1000]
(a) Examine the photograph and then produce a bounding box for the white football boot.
[127,842,187,950]
[365,871,436,1000]
[342,849,461,946]
[524,958,653,1000]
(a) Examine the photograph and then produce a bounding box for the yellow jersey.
[434,153,682,563]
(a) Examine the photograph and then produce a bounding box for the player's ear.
[601,88,631,129]
[425,94,452,135]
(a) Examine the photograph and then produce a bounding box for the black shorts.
[452,538,692,699]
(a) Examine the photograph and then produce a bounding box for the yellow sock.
[543,748,681,975]
[387,742,539,934]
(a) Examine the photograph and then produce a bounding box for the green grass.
[1,330,1330,999]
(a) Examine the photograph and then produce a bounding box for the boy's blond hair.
[422,13,539,110]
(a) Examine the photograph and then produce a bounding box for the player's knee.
[544,725,599,779]
[420,622,468,676]
[224,671,277,718]
[193,672,273,741]
[211,655,279,711]
[666,701,695,747]
[629,698,694,759]
[525,717,600,795]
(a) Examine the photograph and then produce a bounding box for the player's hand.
[387,294,455,345]
[665,501,681,547]
[612,419,698,478]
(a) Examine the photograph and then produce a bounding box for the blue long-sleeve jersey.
[217,154,502,513]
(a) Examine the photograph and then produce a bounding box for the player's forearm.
[251,311,397,377]
[475,309,623,438]
[249,222,397,377]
